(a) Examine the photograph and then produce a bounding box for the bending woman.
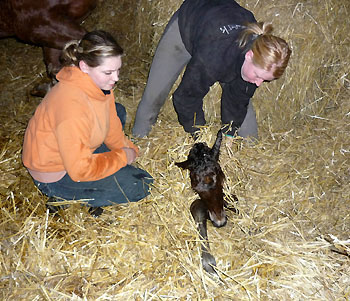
[132,0,291,139]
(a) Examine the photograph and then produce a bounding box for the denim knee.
[115,103,126,129]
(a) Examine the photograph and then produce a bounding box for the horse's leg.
[27,14,86,97]
[42,47,62,78]
[190,199,217,274]
[30,47,61,97]
[39,18,86,78]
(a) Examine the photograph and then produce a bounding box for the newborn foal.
[176,130,232,274]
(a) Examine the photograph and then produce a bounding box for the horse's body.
[0,0,98,95]
[176,130,238,274]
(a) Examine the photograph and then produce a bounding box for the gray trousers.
[132,12,258,139]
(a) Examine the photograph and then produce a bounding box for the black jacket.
[174,0,257,135]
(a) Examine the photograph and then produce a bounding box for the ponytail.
[60,30,124,68]
[238,22,291,79]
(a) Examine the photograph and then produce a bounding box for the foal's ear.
[211,130,223,161]
[175,160,191,170]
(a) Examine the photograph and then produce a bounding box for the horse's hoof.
[30,82,52,97]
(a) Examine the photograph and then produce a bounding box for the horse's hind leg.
[190,199,217,274]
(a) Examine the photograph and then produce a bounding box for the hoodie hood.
[56,66,107,101]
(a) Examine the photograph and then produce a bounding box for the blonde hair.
[60,30,123,67]
[238,22,291,79]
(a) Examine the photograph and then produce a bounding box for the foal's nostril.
[215,217,227,227]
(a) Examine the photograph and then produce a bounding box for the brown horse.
[176,130,238,274]
[0,0,98,96]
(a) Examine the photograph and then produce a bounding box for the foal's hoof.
[202,252,218,275]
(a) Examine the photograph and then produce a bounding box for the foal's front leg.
[190,199,217,274]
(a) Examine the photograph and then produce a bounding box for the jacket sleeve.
[172,57,216,133]
[220,78,257,135]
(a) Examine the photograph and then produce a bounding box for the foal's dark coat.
[176,130,235,274]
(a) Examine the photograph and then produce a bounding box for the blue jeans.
[33,103,153,207]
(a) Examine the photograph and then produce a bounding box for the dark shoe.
[88,207,104,217]
[46,197,68,214]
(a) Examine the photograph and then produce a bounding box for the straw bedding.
[0,0,349,299]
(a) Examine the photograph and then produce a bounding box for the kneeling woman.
[22,30,153,216]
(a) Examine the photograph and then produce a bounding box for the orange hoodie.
[22,66,139,183]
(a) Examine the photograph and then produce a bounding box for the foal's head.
[176,130,227,227]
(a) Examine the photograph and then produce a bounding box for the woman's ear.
[79,60,90,73]
[245,50,254,62]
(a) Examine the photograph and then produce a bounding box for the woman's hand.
[122,147,137,164]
